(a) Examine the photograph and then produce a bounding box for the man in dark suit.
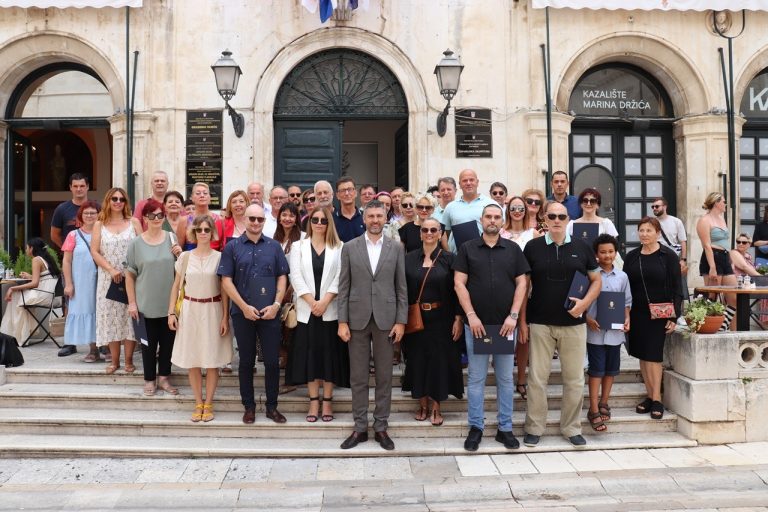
[337,200,408,450]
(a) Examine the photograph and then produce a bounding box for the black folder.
[105,280,129,304]
[574,222,599,247]
[131,313,149,346]
[473,325,516,354]
[595,291,625,330]
[564,271,589,310]
[452,220,480,250]
[249,276,276,311]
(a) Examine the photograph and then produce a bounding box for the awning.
[532,0,768,10]
[0,1,141,7]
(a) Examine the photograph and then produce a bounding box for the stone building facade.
[1,0,768,284]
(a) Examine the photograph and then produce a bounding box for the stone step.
[0,381,651,412]
[0,406,678,439]
[0,431,696,458]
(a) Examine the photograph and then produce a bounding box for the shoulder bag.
[174,251,191,318]
[405,249,441,334]
[639,252,675,319]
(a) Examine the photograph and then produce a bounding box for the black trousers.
[141,316,175,381]
[232,314,281,410]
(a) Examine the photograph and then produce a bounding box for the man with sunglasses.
[441,169,496,252]
[651,197,687,273]
[333,177,366,242]
[287,185,302,207]
[521,202,601,447]
[219,204,290,425]
[547,170,582,220]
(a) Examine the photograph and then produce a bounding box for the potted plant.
[684,295,726,334]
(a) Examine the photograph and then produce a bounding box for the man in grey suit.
[337,200,408,450]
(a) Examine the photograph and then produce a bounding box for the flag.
[350,0,369,9]
[319,0,336,22]
[301,0,318,14]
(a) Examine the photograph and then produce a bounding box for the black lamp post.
[211,49,244,138]
[433,49,464,137]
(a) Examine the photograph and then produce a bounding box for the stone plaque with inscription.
[455,108,492,158]
[186,110,223,209]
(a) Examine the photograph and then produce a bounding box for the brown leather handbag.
[405,250,441,334]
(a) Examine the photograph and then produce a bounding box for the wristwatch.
[509,312,519,320]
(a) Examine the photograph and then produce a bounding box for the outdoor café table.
[692,285,768,331]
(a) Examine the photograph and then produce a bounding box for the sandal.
[516,383,528,400]
[598,402,611,420]
[588,410,607,432]
[414,405,429,422]
[157,376,178,395]
[83,352,101,363]
[636,397,653,414]
[191,403,204,422]
[321,396,334,422]
[306,396,319,423]
[105,364,120,375]
[650,400,664,420]
[201,404,214,422]
[124,363,136,374]
[143,380,156,396]
[430,408,444,427]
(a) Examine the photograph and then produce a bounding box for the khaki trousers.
[524,323,586,438]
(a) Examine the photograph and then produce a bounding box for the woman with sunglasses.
[521,188,547,233]
[126,199,182,396]
[752,206,768,268]
[567,188,619,241]
[399,194,435,252]
[169,215,232,421]
[163,191,188,248]
[61,201,101,362]
[91,187,143,374]
[402,217,463,426]
[490,182,508,208]
[216,190,249,248]
[730,233,761,279]
[286,207,349,423]
[374,191,401,241]
[300,189,317,222]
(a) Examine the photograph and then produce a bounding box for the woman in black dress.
[623,216,682,420]
[402,218,464,426]
[286,207,349,422]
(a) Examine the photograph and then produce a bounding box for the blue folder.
[564,271,589,310]
[473,325,516,354]
[574,222,599,248]
[595,291,625,330]
[452,220,480,250]
[249,276,276,311]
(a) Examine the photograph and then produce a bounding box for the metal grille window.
[739,133,768,235]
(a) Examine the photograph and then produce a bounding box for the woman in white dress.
[1,238,60,343]
[567,188,619,240]
[91,187,143,374]
[169,214,233,422]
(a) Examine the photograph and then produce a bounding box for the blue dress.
[64,230,97,346]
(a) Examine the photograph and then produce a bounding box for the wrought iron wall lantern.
[433,49,464,137]
[211,50,244,138]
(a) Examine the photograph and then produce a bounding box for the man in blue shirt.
[547,170,582,220]
[333,177,365,242]
[441,169,496,252]
[219,204,290,425]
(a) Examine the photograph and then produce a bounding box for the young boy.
[584,234,631,432]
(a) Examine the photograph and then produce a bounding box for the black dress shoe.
[242,407,256,424]
[567,434,587,446]
[523,433,540,447]
[464,426,483,452]
[374,431,395,451]
[265,408,287,423]
[58,345,77,357]
[340,431,368,449]
[494,429,520,449]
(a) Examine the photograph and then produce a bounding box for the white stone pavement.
[2,443,768,510]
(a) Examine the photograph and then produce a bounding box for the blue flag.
[319,0,334,22]
[349,0,358,7]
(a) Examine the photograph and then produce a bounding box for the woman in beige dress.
[169,214,233,422]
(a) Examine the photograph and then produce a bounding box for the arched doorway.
[273,49,408,192]
[739,68,768,237]
[4,63,112,252]
[569,64,675,253]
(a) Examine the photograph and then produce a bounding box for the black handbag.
[0,333,24,368]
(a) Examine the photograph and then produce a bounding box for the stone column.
[522,111,574,191]
[108,112,157,202]
[0,120,7,249]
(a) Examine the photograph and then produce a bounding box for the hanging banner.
[532,0,768,10]
[0,1,141,7]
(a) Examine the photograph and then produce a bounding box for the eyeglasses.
[546,213,568,221]
[416,205,434,211]
[194,227,212,234]
[581,198,598,205]
[144,212,165,220]
[509,206,526,213]
[289,193,302,198]
[247,216,266,223]
[337,187,355,195]
[310,217,329,225]
[110,196,126,203]
[420,227,440,234]
[491,190,506,196]
[525,198,542,206]
[651,204,663,209]
[303,196,316,204]
[737,240,750,245]
[401,203,414,209]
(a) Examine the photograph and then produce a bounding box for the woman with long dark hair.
[273,201,304,371]
[1,238,61,343]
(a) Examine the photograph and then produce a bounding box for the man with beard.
[453,203,530,451]
[337,200,408,451]
[651,197,688,274]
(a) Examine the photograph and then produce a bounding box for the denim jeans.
[464,325,515,431]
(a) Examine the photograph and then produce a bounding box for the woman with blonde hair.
[521,188,547,233]
[91,187,143,374]
[170,214,233,421]
[286,207,349,422]
[216,189,249,248]
[399,194,435,252]
[695,191,737,330]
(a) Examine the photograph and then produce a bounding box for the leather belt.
[420,302,441,311]
[184,295,222,303]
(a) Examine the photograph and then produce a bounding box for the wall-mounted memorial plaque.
[455,108,493,158]
[186,110,223,209]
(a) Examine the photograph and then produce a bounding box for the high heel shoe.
[321,396,334,422]
[306,396,319,423]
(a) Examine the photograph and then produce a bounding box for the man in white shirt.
[651,197,687,274]
[263,186,288,238]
